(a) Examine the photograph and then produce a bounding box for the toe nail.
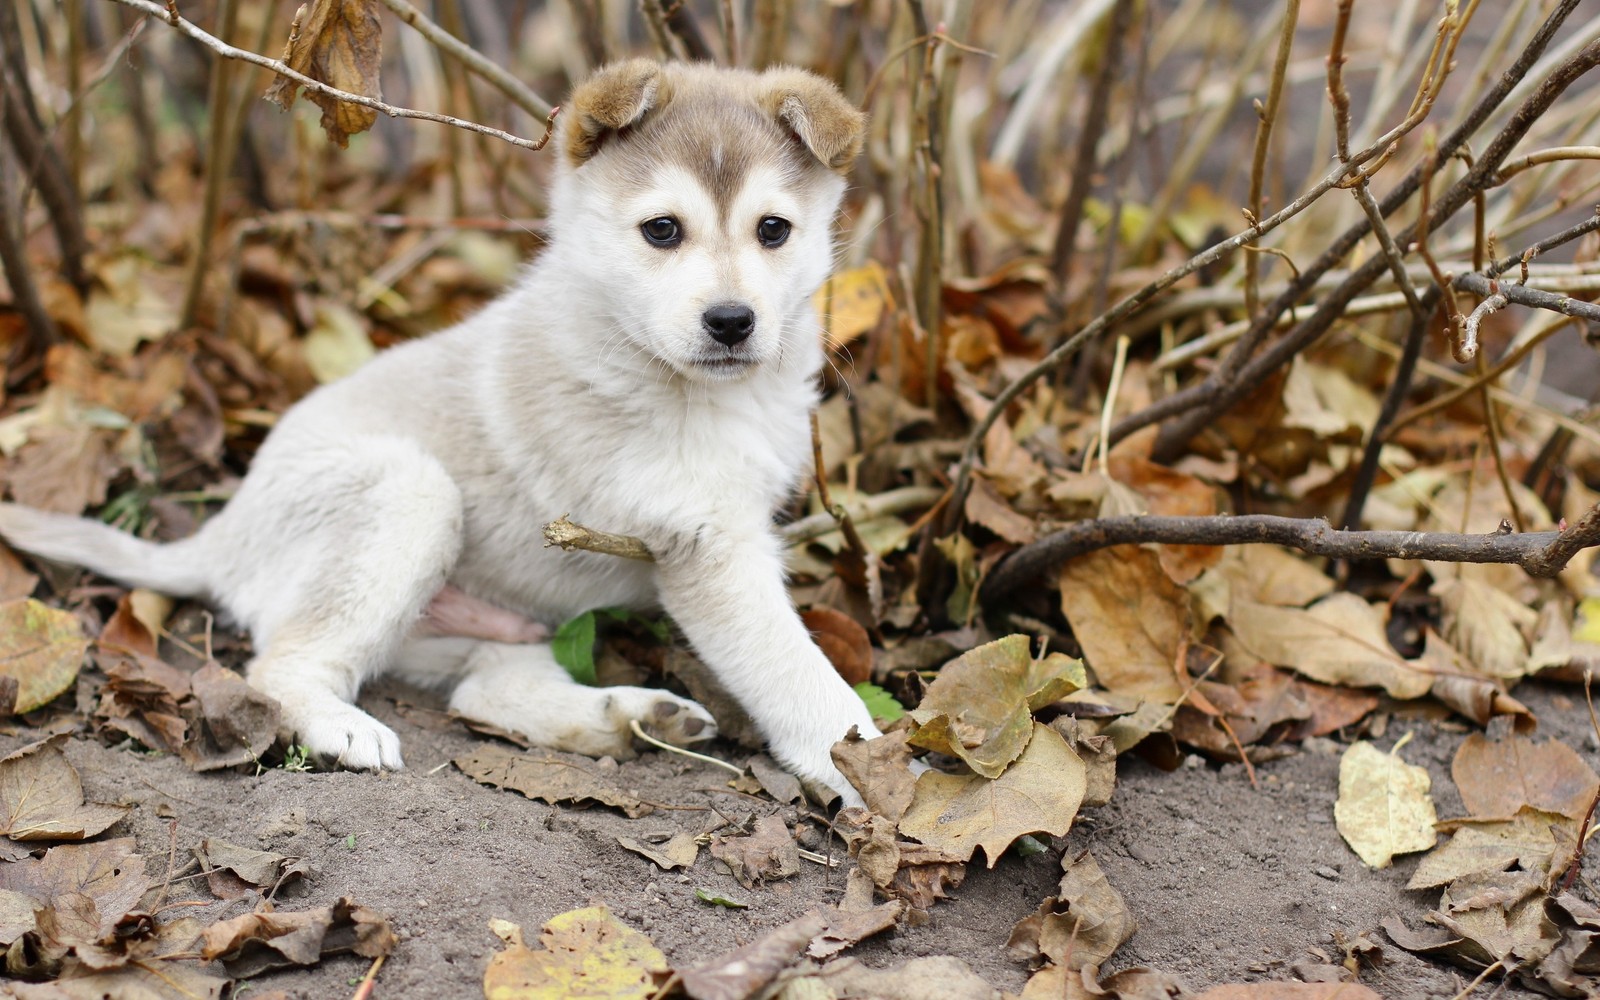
[684,717,706,736]
[653,701,681,719]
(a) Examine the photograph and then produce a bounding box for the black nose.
[703,303,755,346]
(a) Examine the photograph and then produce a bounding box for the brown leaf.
[0,600,88,715]
[963,474,1036,545]
[831,728,917,822]
[900,723,1085,867]
[95,652,190,753]
[806,901,905,959]
[0,736,128,842]
[98,591,160,659]
[801,606,873,686]
[20,962,227,1000]
[265,0,384,147]
[4,424,120,514]
[454,745,653,818]
[194,838,312,899]
[0,838,149,948]
[1228,593,1431,699]
[616,832,698,871]
[1452,732,1599,821]
[180,662,281,771]
[1059,547,1188,704]
[908,634,1086,778]
[0,544,38,602]
[1407,808,1575,890]
[810,954,1002,1000]
[201,896,394,978]
[747,755,804,805]
[681,911,825,1000]
[1433,577,1536,681]
[1193,984,1384,999]
[709,814,798,889]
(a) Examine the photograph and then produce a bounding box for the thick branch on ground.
[979,504,1600,606]
[109,0,557,150]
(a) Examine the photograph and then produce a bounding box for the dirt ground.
[7,668,1593,999]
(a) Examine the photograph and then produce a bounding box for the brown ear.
[757,69,866,173]
[562,59,662,166]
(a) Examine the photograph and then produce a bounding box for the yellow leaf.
[1228,593,1432,699]
[1334,740,1437,869]
[909,634,1085,778]
[1433,577,1535,680]
[899,723,1085,868]
[0,599,89,713]
[1576,597,1600,644]
[483,906,668,1000]
[814,262,890,348]
[304,301,376,384]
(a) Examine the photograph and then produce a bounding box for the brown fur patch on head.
[756,68,867,173]
[562,59,662,167]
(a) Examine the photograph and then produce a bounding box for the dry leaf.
[831,729,918,823]
[748,756,805,804]
[0,838,148,944]
[964,474,1037,545]
[0,736,128,841]
[1433,577,1536,680]
[1407,808,1574,890]
[265,0,385,147]
[1107,454,1221,583]
[814,261,890,349]
[1228,593,1431,699]
[908,634,1086,778]
[1194,984,1383,999]
[1059,547,1188,704]
[5,423,120,514]
[0,599,89,714]
[616,832,698,871]
[201,896,395,977]
[95,652,190,753]
[807,955,1001,1000]
[681,911,826,1000]
[194,838,312,899]
[801,606,873,686]
[483,906,667,1000]
[1334,740,1438,869]
[181,662,281,771]
[1452,732,1599,822]
[454,745,653,818]
[806,901,904,960]
[710,814,799,889]
[899,723,1085,867]
[13,963,228,999]
[1011,850,1136,971]
[0,545,39,602]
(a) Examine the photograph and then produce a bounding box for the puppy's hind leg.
[439,640,718,759]
[242,438,464,771]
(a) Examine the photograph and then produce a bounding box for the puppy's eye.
[641,217,682,248]
[756,216,791,248]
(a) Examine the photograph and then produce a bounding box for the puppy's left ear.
[757,69,866,173]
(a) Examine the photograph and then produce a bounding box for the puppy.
[0,60,881,803]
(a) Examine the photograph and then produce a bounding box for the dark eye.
[757,216,791,248]
[641,217,681,247]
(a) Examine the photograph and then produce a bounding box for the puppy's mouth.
[692,355,758,373]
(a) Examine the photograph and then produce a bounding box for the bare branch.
[542,516,655,562]
[107,0,559,151]
[980,505,1600,606]
[377,0,554,117]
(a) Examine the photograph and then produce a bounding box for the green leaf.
[694,887,748,909]
[854,682,904,722]
[551,611,599,685]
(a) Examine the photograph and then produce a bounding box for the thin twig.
[107,0,559,150]
[543,516,655,561]
[1243,0,1298,320]
[980,503,1600,606]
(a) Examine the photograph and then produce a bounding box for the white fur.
[0,72,878,803]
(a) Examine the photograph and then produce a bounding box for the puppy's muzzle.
[703,303,755,346]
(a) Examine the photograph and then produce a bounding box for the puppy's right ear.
[562,60,662,167]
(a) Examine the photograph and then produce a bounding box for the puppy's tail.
[0,503,211,598]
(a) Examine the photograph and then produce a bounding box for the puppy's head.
[550,61,866,384]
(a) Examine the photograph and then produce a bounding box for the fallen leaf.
[97,590,160,658]
[1433,577,1536,680]
[1011,850,1136,971]
[201,896,395,978]
[17,962,228,999]
[1407,808,1575,890]
[180,662,281,771]
[616,832,698,871]
[1229,593,1431,699]
[964,474,1037,545]
[0,736,128,841]
[0,599,89,714]
[710,814,799,889]
[454,745,652,818]
[194,838,312,899]
[265,0,385,147]
[0,838,148,945]
[908,634,1086,778]
[1107,454,1220,583]
[1059,547,1188,704]
[303,300,375,383]
[815,261,890,348]
[482,906,667,1000]
[802,606,873,687]
[748,756,805,805]
[0,545,38,601]
[1452,732,1599,822]
[95,651,190,753]
[1334,740,1438,869]
[806,901,904,960]
[1190,544,1335,624]
[4,423,121,515]
[681,911,825,1000]
[1427,869,1555,970]
[693,888,748,909]
[899,723,1085,867]
[831,729,918,822]
[83,253,179,356]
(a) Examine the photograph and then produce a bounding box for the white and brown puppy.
[0,60,880,803]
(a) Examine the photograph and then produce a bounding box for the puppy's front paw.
[608,689,718,749]
[284,700,405,771]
